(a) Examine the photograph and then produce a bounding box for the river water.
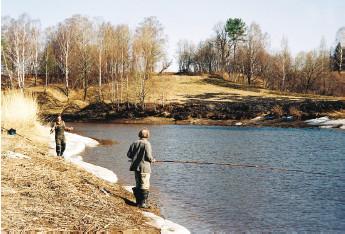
[70,123,345,233]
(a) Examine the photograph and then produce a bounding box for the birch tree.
[55,18,76,96]
[133,17,166,108]
[279,37,291,91]
[242,23,267,85]
[1,14,37,90]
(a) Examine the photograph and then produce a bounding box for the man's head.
[57,115,62,122]
[138,128,150,139]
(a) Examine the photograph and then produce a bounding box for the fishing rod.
[155,160,326,176]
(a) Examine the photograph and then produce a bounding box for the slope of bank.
[1,132,159,232]
[28,75,345,127]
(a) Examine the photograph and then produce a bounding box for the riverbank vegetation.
[2,14,344,106]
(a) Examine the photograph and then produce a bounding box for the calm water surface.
[70,123,345,233]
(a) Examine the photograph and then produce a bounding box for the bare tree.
[214,22,229,72]
[95,20,106,100]
[1,14,38,90]
[73,16,94,100]
[54,17,76,96]
[176,39,195,73]
[30,20,41,86]
[242,23,267,85]
[279,36,291,91]
[133,16,166,108]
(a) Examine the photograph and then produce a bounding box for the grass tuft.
[1,90,40,132]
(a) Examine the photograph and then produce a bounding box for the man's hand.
[152,158,157,163]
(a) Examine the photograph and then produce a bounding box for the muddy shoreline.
[40,98,345,128]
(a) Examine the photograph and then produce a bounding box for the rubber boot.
[60,142,66,156]
[138,189,149,208]
[132,187,140,205]
[56,144,61,156]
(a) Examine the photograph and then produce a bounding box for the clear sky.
[2,0,345,71]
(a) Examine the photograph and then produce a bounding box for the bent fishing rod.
[155,159,326,176]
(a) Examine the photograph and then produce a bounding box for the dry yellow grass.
[1,134,159,232]
[145,75,344,103]
[1,90,41,132]
[26,74,344,113]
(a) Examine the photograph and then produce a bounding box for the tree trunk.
[98,51,102,100]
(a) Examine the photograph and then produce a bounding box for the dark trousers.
[55,138,66,156]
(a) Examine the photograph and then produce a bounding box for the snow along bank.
[49,130,190,233]
[49,131,118,183]
[123,186,191,234]
[305,117,345,129]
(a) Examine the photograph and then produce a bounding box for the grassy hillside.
[23,75,344,120]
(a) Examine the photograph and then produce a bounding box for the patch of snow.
[251,116,263,121]
[143,212,190,234]
[305,116,330,125]
[2,151,30,159]
[49,130,117,183]
[305,117,345,129]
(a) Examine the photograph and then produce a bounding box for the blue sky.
[2,0,345,71]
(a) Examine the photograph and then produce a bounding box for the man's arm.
[63,122,74,131]
[145,142,155,162]
[50,123,56,134]
[127,143,134,159]
[65,126,74,131]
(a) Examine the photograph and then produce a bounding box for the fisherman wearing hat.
[127,128,156,208]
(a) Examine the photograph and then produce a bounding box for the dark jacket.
[53,121,66,140]
[127,139,154,173]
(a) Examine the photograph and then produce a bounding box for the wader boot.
[60,141,66,156]
[132,187,140,205]
[138,189,149,208]
[56,144,62,156]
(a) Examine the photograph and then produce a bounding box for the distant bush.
[1,90,40,131]
[289,106,302,119]
[271,105,284,117]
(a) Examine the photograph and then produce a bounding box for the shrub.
[289,106,302,119]
[271,105,284,117]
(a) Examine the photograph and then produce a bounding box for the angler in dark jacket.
[50,115,73,157]
[127,128,156,208]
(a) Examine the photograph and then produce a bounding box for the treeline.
[1,14,169,105]
[177,18,345,96]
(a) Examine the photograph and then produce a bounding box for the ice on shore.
[49,131,118,183]
[305,117,345,129]
[143,212,190,234]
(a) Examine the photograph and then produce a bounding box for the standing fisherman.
[127,128,156,208]
[50,115,73,157]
